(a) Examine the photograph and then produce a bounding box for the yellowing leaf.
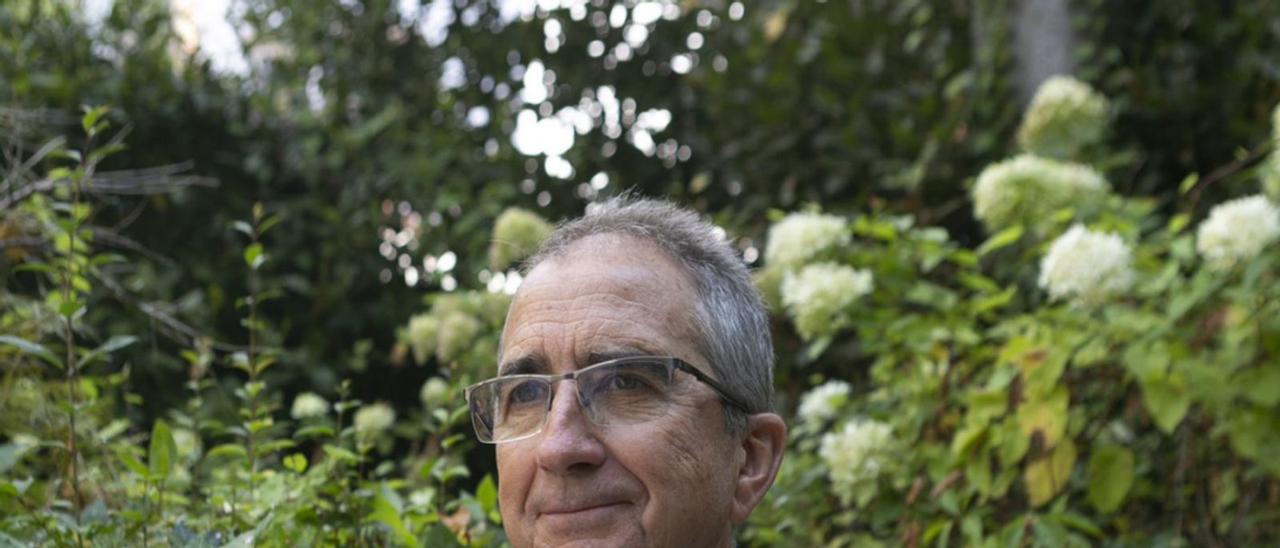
[1024,439,1076,507]
[1017,386,1069,448]
[763,8,790,43]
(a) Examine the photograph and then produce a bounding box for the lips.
[541,501,627,516]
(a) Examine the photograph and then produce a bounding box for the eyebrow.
[499,355,549,377]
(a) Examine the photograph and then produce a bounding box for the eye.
[507,380,547,405]
[605,372,652,392]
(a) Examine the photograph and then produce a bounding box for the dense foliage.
[4,0,1280,545]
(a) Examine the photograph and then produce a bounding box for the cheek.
[634,403,735,509]
[495,447,532,525]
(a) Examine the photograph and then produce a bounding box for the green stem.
[63,140,89,546]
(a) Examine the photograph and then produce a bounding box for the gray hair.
[512,195,774,434]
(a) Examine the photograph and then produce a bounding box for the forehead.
[499,233,700,373]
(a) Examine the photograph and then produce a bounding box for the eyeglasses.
[465,356,750,444]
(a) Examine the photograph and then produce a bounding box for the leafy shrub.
[1,109,503,546]
[744,79,1280,546]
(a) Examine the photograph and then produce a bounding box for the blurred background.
[7,0,1278,413]
[4,0,1280,545]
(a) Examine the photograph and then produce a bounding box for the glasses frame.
[464,355,751,444]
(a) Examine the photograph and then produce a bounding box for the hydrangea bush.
[745,80,1280,545]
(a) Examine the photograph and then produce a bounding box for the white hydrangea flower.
[354,403,396,435]
[781,263,873,340]
[290,392,329,420]
[1038,224,1135,306]
[819,418,893,507]
[405,313,439,365]
[435,312,481,363]
[419,377,450,408]
[1017,75,1109,159]
[489,207,553,270]
[765,213,850,269]
[797,380,851,424]
[972,154,1109,232]
[1196,195,1280,270]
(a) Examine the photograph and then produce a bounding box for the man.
[466,197,787,547]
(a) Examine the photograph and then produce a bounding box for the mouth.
[541,501,628,517]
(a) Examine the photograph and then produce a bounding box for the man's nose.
[533,381,606,474]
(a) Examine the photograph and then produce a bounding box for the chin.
[529,507,643,548]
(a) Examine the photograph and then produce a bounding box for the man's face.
[495,234,741,548]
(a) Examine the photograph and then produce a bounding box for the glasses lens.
[475,377,551,442]
[579,360,674,426]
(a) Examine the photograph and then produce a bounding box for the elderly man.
[465,197,787,547]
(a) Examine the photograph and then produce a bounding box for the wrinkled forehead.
[498,233,702,372]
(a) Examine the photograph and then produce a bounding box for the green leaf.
[966,453,994,497]
[80,335,138,367]
[48,166,77,181]
[1031,517,1069,547]
[1086,446,1135,513]
[232,220,254,237]
[972,287,1017,315]
[1225,407,1280,465]
[81,105,110,136]
[1048,511,1103,539]
[255,439,295,457]
[477,474,498,513]
[802,337,834,362]
[149,419,177,480]
[58,298,85,319]
[244,243,265,270]
[258,214,283,236]
[419,524,464,548]
[0,335,64,369]
[369,484,416,547]
[951,423,987,458]
[976,225,1024,256]
[294,425,336,439]
[1177,172,1199,195]
[0,441,36,474]
[115,447,150,478]
[205,444,249,462]
[88,142,126,164]
[1237,367,1280,407]
[283,453,308,473]
[322,444,360,464]
[1141,375,1190,434]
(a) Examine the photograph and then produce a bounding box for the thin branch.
[1,136,65,194]
[1186,141,1275,212]
[90,227,178,268]
[111,197,149,233]
[0,167,218,209]
[96,271,254,354]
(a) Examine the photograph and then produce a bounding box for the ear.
[730,412,787,523]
